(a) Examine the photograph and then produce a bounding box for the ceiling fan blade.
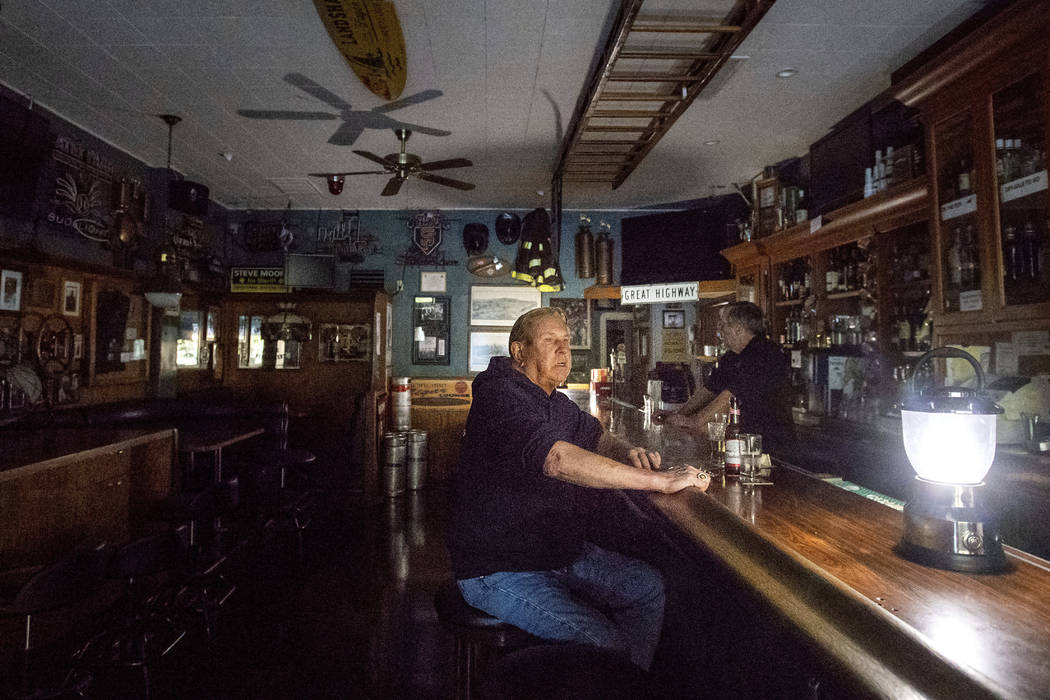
[372,89,443,114]
[328,122,365,146]
[416,172,475,191]
[285,73,353,111]
[308,170,387,177]
[419,158,473,171]
[353,150,395,167]
[237,110,337,120]
[393,122,452,137]
[381,176,404,196]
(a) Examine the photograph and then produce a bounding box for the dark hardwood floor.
[101,461,457,700]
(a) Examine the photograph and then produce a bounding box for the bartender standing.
[656,301,796,454]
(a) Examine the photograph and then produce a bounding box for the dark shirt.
[448,356,603,580]
[706,335,796,454]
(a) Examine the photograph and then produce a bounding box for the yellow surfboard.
[313,0,407,101]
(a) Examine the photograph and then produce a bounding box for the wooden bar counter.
[576,391,1050,699]
[1,426,176,569]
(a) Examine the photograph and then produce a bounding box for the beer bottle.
[724,395,743,475]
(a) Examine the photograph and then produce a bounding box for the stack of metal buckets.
[382,377,428,498]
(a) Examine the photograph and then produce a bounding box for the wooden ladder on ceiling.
[555,0,776,190]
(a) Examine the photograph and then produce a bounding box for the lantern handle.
[908,346,985,396]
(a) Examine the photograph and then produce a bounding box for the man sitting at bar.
[657,301,796,454]
[448,307,709,671]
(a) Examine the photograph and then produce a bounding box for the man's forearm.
[544,440,665,491]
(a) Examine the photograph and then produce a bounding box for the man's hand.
[626,446,661,470]
[661,465,711,494]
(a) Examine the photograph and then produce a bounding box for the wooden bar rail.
[578,392,1050,698]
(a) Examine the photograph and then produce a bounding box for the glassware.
[739,434,764,482]
[705,417,727,475]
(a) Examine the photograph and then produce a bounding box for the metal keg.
[381,432,408,498]
[406,429,428,490]
[391,377,412,431]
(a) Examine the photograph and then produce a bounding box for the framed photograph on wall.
[319,322,372,362]
[549,298,591,349]
[420,270,447,293]
[469,285,541,326]
[662,309,685,329]
[62,281,82,317]
[469,330,510,372]
[412,295,451,365]
[0,270,23,312]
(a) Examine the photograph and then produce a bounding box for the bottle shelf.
[826,290,864,300]
[775,298,805,307]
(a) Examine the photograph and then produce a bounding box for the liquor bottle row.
[1002,216,1046,284]
[864,145,921,197]
[888,287,933,353]
[944,222,981,291]
[825,244,869,293]
[777,259,812,301]
[888,236,930,285]
[942,155,977,202]
[995,136,1045,185]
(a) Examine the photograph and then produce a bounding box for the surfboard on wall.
[312,0,407,101]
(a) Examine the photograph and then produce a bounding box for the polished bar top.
[574,391,1050,699]
[0,426,177,481]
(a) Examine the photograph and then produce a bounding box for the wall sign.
[396,211,460,267]
[46,136,120,243]
[230,267,285,293]
[620,282,699,305]
[316,212,382,262]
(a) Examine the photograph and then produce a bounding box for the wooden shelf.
[583,284,621,300]
[775,299,805,307]
[825,290,863,300]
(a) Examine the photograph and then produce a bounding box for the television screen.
[284,254,335,289]
[620,203,739,287]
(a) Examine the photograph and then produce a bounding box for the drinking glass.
[705,420,727,475]
[739,434,763,481]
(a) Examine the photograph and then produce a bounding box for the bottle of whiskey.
[724,395,742,476]
[958,156,972,196]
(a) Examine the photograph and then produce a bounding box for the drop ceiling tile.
[74,15,147,46]
[126,16,205,45]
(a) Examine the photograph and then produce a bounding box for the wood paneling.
[0,428,174,568]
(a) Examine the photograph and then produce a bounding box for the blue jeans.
[457,542,664,670]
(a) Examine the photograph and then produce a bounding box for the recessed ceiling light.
[703,140,720,146]
[776,68,798,78]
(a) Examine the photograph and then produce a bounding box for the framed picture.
[549,298,591,349]
[469,285,541,327]
[663,309,685,329]
[62,281,82,317]
[412,296,451,365]
[420,270,447,293]
[0,270,23,312]
[319,322,372,362]
[469,330,510,372]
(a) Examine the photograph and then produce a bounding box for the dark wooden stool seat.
[433,581,540,700]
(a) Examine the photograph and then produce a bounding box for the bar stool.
[0,540,111,699]
[433,580,541,700]
[91,531,187,699]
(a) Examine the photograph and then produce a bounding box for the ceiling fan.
[310,129,475,197]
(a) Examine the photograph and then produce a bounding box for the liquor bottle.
[995,138,1006,183]
[826,249,840,292]
[795,189,808,223]
[724,395,742,475]
[947,226,963,287]
[1004,223,1021,282]
[958,156,972,197]
[1023,219,1041,279]
[885,146,896,188]
[960,224,978,289]
[864,168,874,198]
